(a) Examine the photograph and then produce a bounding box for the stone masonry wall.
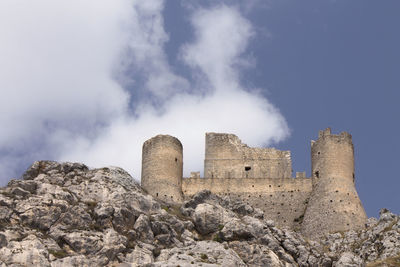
[311,128,354,180]
[301,128,367,238]
[204,133,292,179]
[141,135,183,202]
[302,177,367,237]
[182,177,312,229]
[141,129,367,237]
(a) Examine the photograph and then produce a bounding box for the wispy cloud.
[0,0,288,183]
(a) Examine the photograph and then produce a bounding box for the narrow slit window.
[245,166,251,171]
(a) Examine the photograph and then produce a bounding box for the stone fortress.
[141,128,367,237]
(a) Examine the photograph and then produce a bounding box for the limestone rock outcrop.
[0,160,399,266]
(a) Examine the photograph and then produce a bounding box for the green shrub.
[213,233,223,243]
[48,249,68,259]
[200,253,208,260]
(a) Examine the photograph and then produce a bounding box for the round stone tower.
[141,134,183,203]
[301,128,367,239]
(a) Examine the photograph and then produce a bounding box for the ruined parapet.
[296,172,306,178]
[141,135,183,203]
[190,172,200,178]
[301,128,367,238]
[204,133,292,179]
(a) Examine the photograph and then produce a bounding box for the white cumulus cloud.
[0,1,289,184]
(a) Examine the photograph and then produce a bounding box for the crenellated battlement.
[140,128,367,238]
[314,127,352,145]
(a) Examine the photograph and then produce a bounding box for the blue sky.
[0,0,399,217]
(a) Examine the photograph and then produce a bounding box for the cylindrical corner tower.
[301,128,367,239]
[141,135,183,203]
[311,128,355,180]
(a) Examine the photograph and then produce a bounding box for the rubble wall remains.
[204,133,292,179]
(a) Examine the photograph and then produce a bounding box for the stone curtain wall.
[204,133,292,179]
[182,177,312,228]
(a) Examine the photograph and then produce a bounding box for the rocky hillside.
[0,161,399,266]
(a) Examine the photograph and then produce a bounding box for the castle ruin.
[141,128,367,238]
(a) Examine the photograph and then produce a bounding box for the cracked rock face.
[0,160,400,266]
